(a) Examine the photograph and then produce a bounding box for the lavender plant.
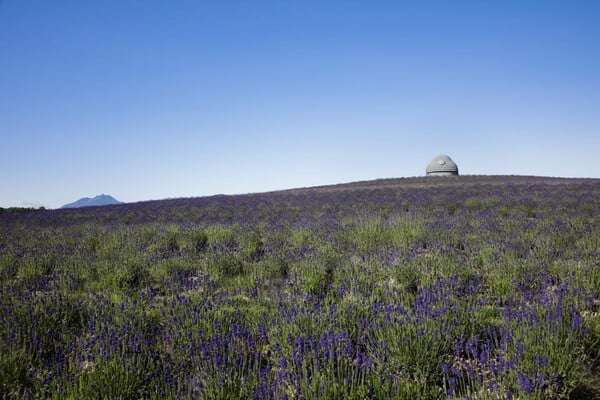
[0,176,599,399]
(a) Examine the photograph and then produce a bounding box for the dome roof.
[426,155,459,176]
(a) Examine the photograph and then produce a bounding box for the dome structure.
[426,155,459,176]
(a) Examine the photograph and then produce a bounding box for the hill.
[1,175,599,398]
[60,194,123,209]
[2,175,598,227]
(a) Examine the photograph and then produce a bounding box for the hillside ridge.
[61,194,123,209]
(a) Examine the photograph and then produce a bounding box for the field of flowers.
[1,175,599,399]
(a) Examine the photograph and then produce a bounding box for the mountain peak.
[61,194,123,209]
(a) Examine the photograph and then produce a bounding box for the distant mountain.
[61,194,123,209]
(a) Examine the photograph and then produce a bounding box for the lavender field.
[1,176,599,399]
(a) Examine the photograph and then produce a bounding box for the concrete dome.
[426,155,459,176]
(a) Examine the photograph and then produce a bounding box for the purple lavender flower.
[517,373,534,394]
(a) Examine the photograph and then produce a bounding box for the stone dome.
[426,155,459,176]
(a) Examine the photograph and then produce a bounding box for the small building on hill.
[426,155,459,176]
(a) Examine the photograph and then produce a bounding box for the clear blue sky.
[1,1,599,208]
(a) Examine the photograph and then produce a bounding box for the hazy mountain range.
[61,194,123,209]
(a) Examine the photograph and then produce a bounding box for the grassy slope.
[1,175,600,399]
